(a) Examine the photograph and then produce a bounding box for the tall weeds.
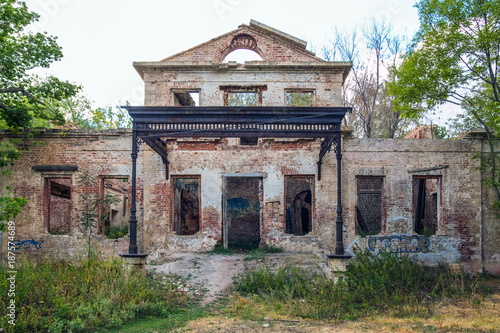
[233,249,483,320]
[0,253,191,332]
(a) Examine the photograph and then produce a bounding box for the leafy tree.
[286,91,313,106]
[227,92,258,106]
[0,0,80,229]
[77,171,120,257]
[0,0,80,130]
[323,20,418,138]
[53,94,132,130]
[388,0,500,205]
[0,185,27,231]
[87,105,132,129]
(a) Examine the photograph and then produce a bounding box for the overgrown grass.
[0,253,192,332]
[104,225,129,239]
[232,249,490,320]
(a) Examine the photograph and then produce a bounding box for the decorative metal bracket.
[317,133,337,181]
[141,135,169,179]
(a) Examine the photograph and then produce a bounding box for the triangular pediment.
[161,20,325,63]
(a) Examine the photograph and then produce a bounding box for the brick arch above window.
[218,34,265,62]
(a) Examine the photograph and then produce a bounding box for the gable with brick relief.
[162,19,324,63]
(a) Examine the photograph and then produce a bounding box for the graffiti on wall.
[367,235,432,255]
[12,239,44,250]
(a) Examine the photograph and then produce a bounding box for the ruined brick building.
[1,20,499,274]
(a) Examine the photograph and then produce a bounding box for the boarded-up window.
[356,176,383,235]
[173,177,200,235]
[285,176,313,235]
[47,178,72,234]
[413,177,439,236]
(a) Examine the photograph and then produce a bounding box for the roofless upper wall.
[159,19,323,63]
[133,20,351,107]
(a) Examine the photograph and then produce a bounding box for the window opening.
[101,177,130,238]
[173,91,200,106]
[47,178,71,234]
[356,176,383,236]
[240,137,259,145]
[413,177,439,236]
[221,85,266,146]
[285,176,313,235]
[173,177,200,235]
[223,49,263,63]
[286,90,314,106]
[227,92,258,106]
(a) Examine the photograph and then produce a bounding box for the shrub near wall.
[234,249,484,320]
[0,254,191,332]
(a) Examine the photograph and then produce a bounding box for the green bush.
[0,254,191,332]
[233,249,483,320]
[104,225,129,239]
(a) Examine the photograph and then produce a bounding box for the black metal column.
[335,133,345,255]
[128,126,138,254]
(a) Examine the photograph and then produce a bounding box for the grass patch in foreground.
[97,307,206,333]
[0,253,193,333]
[231,249,493,321]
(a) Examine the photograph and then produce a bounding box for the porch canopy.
[122,106,350,257]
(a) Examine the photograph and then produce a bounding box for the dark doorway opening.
[413,177,439,236]
[285,176,313,235]
[224,177,261,250]
[173,177,200,235]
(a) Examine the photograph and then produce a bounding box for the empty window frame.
[46,178,72,234]
[227,91,259,106]
[100,176,130,237]
[285,90,314,106]
[173,90,200,106]
[285,176,313,236]
[173,177,201,235]
[239,137,259,145]
[356,176,383,236]
[221,85,265,106]
[221,85,267,145]
[413,176,440,236]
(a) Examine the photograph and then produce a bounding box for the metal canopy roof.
[125,106,349,138]
[121,105,350,257]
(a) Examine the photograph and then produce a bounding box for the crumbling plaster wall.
[0,129,495,273]
[141,138,337,262]
[140,133,486,273]
[138,59,488,270]
[0,130,138,259]
[143,67,344,107]
[139,49,349,262]
[342,137,484,272]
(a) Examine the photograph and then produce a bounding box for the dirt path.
[149,253,247,304]
[148,252,330,304]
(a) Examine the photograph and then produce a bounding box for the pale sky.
[25,0,421,109]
